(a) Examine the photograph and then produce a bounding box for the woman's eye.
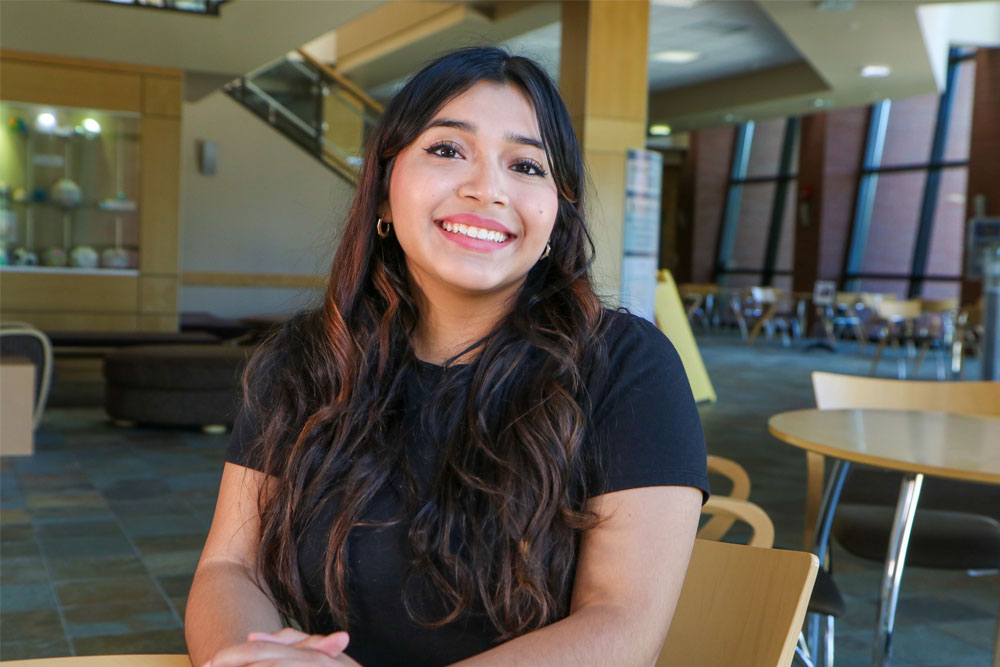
[426,143,461,159]
[512,160,547,177]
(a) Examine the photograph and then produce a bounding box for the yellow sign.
[655,270,716,403]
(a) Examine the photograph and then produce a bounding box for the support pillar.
[962,47,1000,305]
[560,0,649,302]
[792,113,827,294]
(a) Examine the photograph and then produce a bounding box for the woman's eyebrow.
[426,118,545,151]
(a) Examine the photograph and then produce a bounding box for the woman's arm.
[185,462,284,664]
[453,485,702,667]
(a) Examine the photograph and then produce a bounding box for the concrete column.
[559,0,649,302]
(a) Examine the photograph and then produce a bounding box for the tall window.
[844,48,976,299]
[714,117,799,289]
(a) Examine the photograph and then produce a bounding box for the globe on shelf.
[12,247,38,266]
[69,245,98,269]
[50,178,83,209]
[41,247,68,267]
[101,247,130,269]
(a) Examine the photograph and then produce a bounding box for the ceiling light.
[653,50,701,64]
[812,98,831,108]
[649,124,672,136]
[82,118,101,134]
[860,65,891,78]
[36,112,57,131]
[723,113,740,123]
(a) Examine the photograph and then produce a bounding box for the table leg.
[872,472,924,667]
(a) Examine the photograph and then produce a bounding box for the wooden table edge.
[767,410,1000,485]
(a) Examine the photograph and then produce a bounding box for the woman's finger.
[206,639,334,667]
[246,627,310,644]
[294,631,350,658]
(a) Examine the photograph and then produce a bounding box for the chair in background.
[912,298,960,379]
[803,371,1000,665]
[677,282,719,330]
[951,299,984,379]
[868,298,922,377]
[0,322,54,428]
[731,287,801,345]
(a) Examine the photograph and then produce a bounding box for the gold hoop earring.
[376,217,391,238]
[540,242,551,260]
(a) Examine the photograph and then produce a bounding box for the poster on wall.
[620,149,663,321]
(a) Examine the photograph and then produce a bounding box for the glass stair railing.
[223,49,382,184]
[94,0,231,16]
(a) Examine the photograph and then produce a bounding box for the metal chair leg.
[796,631,817,667]
[826,613,835,667]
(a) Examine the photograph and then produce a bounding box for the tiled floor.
[1,330,995,665]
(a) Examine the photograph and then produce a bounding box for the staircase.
[224,49,382,183]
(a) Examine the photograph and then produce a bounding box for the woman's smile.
[436,212,515,250]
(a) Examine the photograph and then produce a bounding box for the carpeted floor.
[1,330,995,665]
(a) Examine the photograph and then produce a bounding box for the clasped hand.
[203,627,362,666]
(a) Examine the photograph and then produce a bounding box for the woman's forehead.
[425,82,542,139]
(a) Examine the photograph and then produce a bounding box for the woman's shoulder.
[595,308,675,362]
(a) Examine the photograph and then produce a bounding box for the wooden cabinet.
[0,50,181,332]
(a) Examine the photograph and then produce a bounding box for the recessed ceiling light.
[860,64,891,78]
[723,113,739,123]
[812,98,831,108]
[653,50,701,64]
[82,118,102,134]
[649,124,672,136]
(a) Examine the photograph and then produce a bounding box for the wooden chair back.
[812,371,1000,415]
[657,539,818,667]
[699,455,775,547]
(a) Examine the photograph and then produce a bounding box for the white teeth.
[440,221,509,243]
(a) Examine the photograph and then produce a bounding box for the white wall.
[179,90,354,319]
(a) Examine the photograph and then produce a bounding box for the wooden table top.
[1,656,190,666]
[768,408,1000,485]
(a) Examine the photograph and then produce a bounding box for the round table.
[768,408,1000,667]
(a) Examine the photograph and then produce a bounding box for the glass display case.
[1,101,141,273]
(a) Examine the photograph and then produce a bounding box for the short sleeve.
[586,312,709,501]
[226,402,263,470]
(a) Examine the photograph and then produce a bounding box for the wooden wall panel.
[139,116,181,274]
[139,313,179,332]
[143,75,182,117]
[1,273,138,312]
[139,275,178,313]
[0,59,141,112]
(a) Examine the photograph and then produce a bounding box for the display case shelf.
[2,100,141,271]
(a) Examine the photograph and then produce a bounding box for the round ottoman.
[103,345,252,431]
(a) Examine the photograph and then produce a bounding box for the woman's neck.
[410,283,517,365]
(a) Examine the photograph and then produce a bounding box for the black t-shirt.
[226,309,709,666]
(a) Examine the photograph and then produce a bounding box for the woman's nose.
[457,159,508,207]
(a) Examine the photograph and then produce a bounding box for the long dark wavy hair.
[242,46,607,640]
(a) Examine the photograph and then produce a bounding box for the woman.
[186,47,708,667]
